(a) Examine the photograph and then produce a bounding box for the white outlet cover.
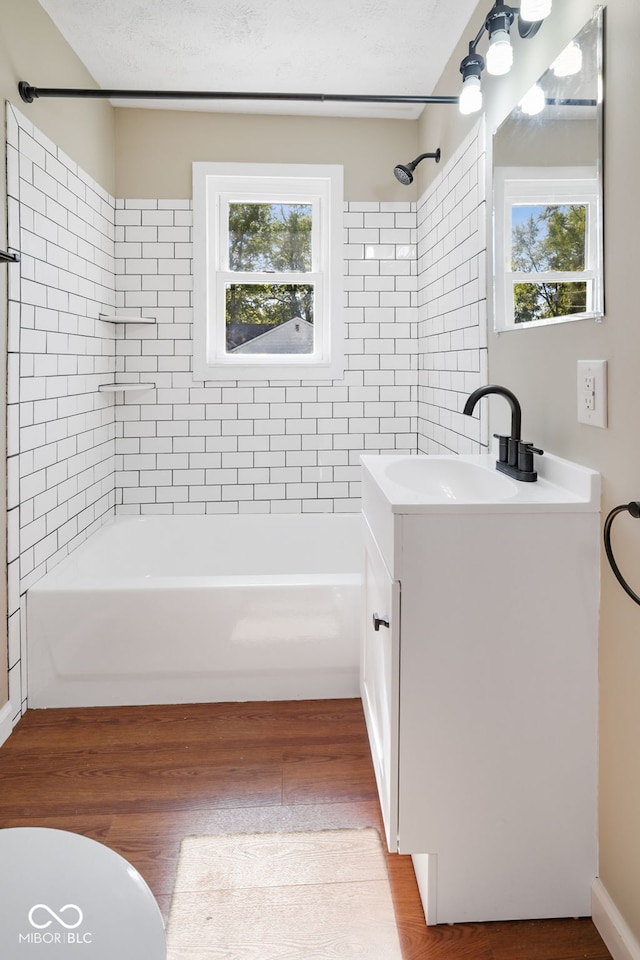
[577,359,607,428]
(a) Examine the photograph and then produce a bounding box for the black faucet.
[462,384,543,482]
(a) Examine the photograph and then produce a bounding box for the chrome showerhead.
[393,148,441,185]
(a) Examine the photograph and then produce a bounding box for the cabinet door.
[360,520,400,851]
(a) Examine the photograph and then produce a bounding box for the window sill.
[192,358,344,382]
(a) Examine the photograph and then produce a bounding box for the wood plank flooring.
[0,698,611,960]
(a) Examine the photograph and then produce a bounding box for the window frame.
[193,162,344,380]
[493,166,603,331]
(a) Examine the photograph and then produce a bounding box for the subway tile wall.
[6,106,118,719]
[112,199,418,515]
[6,107,486,719]
[416,123,488,453]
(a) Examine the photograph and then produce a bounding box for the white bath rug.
[165,828,403,959]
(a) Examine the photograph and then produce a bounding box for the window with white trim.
[193,162,344,380]
[494,166,603,330]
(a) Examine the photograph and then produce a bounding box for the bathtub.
[27,514,362,708]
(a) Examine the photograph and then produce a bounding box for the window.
[193,163,344,380]
[494,167,602,330]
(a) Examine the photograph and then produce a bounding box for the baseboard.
[592,879,640,960]
[0,701,13,748]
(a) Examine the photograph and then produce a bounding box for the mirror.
[492,7,603,331]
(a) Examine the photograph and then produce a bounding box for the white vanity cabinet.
[360,453,601,926]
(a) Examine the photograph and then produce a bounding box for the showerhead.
[394,163,414,185]
[393,148,441,185]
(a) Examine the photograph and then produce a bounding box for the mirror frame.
[490,5,604,333]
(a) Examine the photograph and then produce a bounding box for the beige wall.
[0,0,115,713]
[422,0,640,943]
[0,0,116,192]
[115,108,418,201]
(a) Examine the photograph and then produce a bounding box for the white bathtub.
[27,514,362,708]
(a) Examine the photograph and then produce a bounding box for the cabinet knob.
[373,613,390,631]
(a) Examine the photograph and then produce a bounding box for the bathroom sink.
[382,456,518,501]
[360,453,600,516]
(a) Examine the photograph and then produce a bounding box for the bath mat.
[165,828,403,959]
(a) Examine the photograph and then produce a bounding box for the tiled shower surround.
[113,198,417,512]
[6,104,487,717]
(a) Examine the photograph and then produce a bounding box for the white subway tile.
[142,209,175,225]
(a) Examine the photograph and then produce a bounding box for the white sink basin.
[382,456,518,501]
[360,453,600,514]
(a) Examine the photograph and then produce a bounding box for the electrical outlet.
[577,360,607,427]
[583,375,595,410]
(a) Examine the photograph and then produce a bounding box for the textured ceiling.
[35,0,479,118]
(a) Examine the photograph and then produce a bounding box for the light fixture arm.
[468,23,488,55]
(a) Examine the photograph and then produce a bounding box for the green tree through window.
[512,204,588,324]
[226,203,314,351]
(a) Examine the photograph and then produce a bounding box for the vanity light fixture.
[459,50,485,114]
[519,0,552,21]
[459,74,483,114]
[457,0,553,114]
[485,4,515,76]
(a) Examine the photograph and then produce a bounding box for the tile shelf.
[99,313,156,324]
[98,383,155,393]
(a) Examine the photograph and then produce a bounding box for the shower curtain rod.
[18,81,459,106]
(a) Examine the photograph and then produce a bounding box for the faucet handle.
[519,442,544,455]
[518,441,544,474]
[493,433,509,463]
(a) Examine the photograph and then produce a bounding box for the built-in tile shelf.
[99,313,156,324]
[98,383,155,393]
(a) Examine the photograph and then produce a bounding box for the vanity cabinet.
[360,454,600,926]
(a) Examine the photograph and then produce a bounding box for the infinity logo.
[28,904,84,930]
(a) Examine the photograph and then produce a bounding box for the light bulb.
[486,29,513,76]
[552,41,582,77]
[519,83,545,116]
[459,75,483,115]
[519,0,552,20]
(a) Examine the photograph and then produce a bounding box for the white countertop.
[360,452,600,514]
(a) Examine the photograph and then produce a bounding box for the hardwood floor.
[0,698,611,960]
